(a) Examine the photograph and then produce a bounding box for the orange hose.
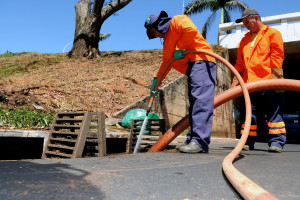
[215,79,300,108]
[147,49,291,199]
[148,79,300,199]
[221,79,300,200]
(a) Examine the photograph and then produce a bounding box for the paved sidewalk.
[0,141,300,200]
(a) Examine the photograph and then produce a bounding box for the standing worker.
[144,11,216,153]
[232,8,286,152]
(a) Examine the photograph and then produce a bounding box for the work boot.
[268,146,283,153]
[175,143,186,151]
[179,142,205,153]
[242,145,254,151]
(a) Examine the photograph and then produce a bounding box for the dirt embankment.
[0,50,182,117]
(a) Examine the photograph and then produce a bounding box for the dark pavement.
[0,141,300,200]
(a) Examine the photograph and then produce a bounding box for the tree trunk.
[68,0,101,58]
[218,8,225,45]
[68,0,133,59]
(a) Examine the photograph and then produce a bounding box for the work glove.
[173,50,186,60]
[149,78,159,98]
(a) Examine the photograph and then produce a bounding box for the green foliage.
[0,64,23,79]
[0,54,66,80]
[99,33,111,42]
[0,51,28,58]
[0,61,41,80]
[5,50,13,56]
[184,0,248,39]
[211,44,224,53]
[0,50,14,58]
[0,107,55,129]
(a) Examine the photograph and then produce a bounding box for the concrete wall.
[113,75,189,130]
[151,76,189,129]
[212,51,235,138]
[113,50,236,138]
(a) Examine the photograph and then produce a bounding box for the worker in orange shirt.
[144,11,216,153]
[232,8,286,152]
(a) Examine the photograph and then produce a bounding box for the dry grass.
[0,50,182,116]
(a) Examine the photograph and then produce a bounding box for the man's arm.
[155,18,182,80]
[270,30,284,68]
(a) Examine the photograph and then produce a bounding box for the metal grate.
[130,119,165,153]
[42,112,106,159]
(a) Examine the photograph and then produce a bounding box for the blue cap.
[145,11,168,39]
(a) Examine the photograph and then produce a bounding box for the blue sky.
[1,0,300,54]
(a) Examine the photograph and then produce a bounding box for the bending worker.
[144,11,216,153]
[232,8,286,152]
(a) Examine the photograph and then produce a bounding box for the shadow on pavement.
[0,160,106,200]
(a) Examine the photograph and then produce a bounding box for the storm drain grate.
[130,119,165,152]
[42,112,106,159]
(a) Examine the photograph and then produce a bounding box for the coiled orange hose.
[146,49,300,199]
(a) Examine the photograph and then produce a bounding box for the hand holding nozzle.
[149,77,159,98]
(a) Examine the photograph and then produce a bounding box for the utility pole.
[182,0,185,14]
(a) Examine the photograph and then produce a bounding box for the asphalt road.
[0,142,300,200]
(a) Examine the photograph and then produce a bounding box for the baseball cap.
[235,8,259,23]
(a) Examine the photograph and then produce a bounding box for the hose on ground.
[146,49,296,199]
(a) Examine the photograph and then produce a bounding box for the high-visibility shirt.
[234,25,284,83]
[155,15,216,80]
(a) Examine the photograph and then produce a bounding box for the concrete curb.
[0,129,49,148]
[0,129,239,153]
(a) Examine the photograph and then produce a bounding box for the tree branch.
[93,0,105,16]
[101,0,133,22]
[202,10,217,39]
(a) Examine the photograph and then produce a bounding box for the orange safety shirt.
[234,25,284,83]
[155,15,216,80]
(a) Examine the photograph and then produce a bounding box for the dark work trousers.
[185,60,216,152]
[244,90,286,149]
